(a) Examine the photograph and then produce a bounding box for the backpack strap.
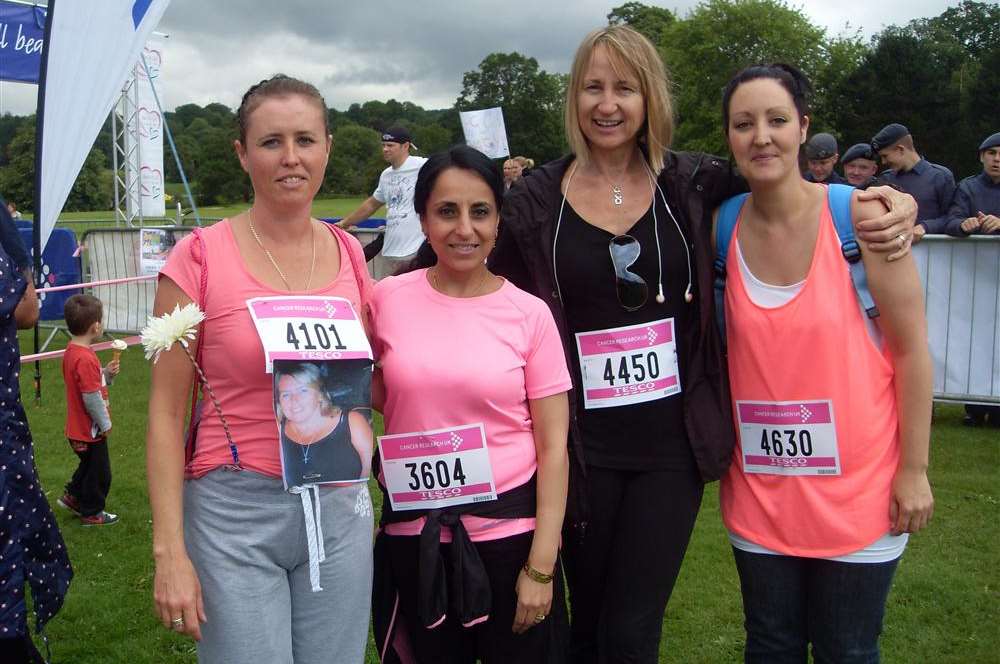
[827,184,879,319]
[713,193,750,350]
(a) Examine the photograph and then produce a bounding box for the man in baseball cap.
[871,123,955,242]
[339,126,427,277]
[803,133,847,185]
[841,143,879,188]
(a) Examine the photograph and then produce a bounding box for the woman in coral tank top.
[715,64,934,664]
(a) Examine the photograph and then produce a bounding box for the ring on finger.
[897,232,907,246]
[533,613,547,623]
[171,617,185,630]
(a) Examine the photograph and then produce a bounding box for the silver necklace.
[248,209,316,291]
[611,183,624,206]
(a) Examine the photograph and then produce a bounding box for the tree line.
[0,0,995,213]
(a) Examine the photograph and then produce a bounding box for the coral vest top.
[719,197,899,558]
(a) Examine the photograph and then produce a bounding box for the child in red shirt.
[58,294,120,525]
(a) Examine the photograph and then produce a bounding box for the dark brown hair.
[722,63,812,132]
[237,74,329,143]
[64,294,103,335]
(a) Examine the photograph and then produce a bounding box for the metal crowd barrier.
[915,235,1000,405]
[81,227,193,334]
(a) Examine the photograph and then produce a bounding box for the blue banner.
[20,227,82,321]
[0,1,46,84]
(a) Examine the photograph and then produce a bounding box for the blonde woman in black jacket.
[490,25,917,663]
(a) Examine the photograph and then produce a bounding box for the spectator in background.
[0,237,72,663]
[872,123,956,242]
[948,131,1000,238]
[0,195,38,329]
[503,157,523,190]
[946,131,1000,428]
[59,294,121,526]
[514,155,535,177]
[6,200,22,220]
[803,133,847,184]
[842,143,880,188]
[339,126,428,278]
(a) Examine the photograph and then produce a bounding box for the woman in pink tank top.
[716,64,934,663]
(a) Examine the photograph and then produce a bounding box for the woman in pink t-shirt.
[146,75,374,662]
[370,146,572,663]
[716,64,934,663]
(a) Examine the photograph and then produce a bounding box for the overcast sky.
[0,0,956,117]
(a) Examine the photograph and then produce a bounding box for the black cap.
[978,132,1000,153]
[842,143,876,164]
[381,126,416,148]
[805,133,838,160]
[871,123,909,152]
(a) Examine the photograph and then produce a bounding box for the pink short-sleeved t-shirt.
[371,269,571,542]
[160,219,372,479]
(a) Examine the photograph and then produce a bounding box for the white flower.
[140,303,205,363]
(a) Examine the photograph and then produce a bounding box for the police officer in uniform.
[947,131,1000,427]
[841,143,880,189]
[803,132,848,185]
[871,123,956,242]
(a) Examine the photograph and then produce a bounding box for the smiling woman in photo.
[275,361,372,485]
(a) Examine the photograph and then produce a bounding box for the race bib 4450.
[575,318,681,409]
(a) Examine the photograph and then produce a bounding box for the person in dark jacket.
[872,123,956,242]
[803,132,847,185]
[489,25,918,664]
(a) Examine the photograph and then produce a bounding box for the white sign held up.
[459,107,510,159]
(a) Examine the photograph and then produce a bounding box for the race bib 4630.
[737,400,841,476]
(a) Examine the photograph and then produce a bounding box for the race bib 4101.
[247,296,373,373]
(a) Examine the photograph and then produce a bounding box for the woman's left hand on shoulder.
[890,467,934,535]
[512,566,554,634]
[854,186,917,261]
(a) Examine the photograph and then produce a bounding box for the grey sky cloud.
[0,0,955,117]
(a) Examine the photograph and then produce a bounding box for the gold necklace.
[430,266,491,298]
[248,209,316,291]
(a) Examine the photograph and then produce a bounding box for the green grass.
[20,333,999,662]
[39,197,370,224]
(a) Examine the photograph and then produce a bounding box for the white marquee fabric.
[36,0,170,250]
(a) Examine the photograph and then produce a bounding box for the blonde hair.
[565,25,674,174]
[513,155,534,169]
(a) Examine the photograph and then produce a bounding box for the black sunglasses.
[609,234,648,311]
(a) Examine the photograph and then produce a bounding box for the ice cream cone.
[111,339,128,365]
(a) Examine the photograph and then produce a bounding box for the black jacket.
[490,151,745,519]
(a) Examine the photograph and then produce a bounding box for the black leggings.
[386,530,568,663]
[563,465,704,664]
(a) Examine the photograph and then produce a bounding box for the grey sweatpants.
[184,469,373,664]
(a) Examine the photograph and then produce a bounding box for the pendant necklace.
[611,183,624,206]
[295,426,327,464]
[248,209,317,291]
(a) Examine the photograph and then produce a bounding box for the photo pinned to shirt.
[272,358,373,489]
